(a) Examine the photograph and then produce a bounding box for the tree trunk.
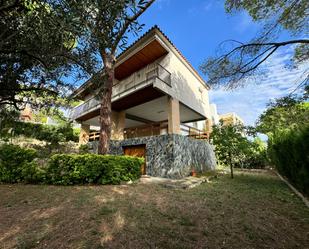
[98,54,114,155]
[229,151,234,179]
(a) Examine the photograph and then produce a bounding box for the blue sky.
[123,0,308,126]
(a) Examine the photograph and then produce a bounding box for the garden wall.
[90,134,216,178]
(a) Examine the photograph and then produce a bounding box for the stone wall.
[90,134,216,179]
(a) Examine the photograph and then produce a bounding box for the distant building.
[19,104,33,122]
[203,104,244,132]
[219,112,244,126]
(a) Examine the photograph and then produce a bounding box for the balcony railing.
[70,62,171,120]
[181,124,210,140]
[124,121,168,139]
[88,122,209,141]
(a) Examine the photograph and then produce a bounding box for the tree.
[257,90,309,194]
[200,0,309,88]
[1,0,156,154]
[58,0,155,154]
[0,1,94,109]
[256,90,309,136]
[211,123,267,177]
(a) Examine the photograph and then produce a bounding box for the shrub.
[268,126,309,195]
[0,144,38,183]
[9,121,79,144]
[45,154,143,185]
[0,144,143,185]
[79,144,89,154]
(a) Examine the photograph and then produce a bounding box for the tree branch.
[0,0,20,12]
[202,38,309,88]
[110,0,156,54]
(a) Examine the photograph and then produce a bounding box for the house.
[219,112,244,126]
[19,104,33,122]
[204,105,244,132]
[70,26,216,178]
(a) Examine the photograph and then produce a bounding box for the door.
[123,145,146,175]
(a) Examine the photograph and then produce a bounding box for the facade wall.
[156,52,211,119]
[219,113,244,126]
[90,134,216,179]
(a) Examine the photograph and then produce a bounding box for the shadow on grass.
[0,171,308,249]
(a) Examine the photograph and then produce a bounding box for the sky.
[122,0,308,126]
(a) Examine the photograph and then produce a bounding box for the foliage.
[0,144,143,185]
[2,0,155,153]
[0,144,39,183]
[32,107,65,124]
[201,0,309,88]
[225,0,308,34]
[0,1,94,108]
[257,93,309,195]
[0,107,20,140]
[0,121,78,144]
[211,124,267,169]
[45,154,143,185]
[268,126,309,195]
[53,0,155,154]
[257,95,309,136]
[79,144,89,154]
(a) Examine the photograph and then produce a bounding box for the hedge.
[268,126,309,195]
[45,154,143,185]
[2,121,79,143]
[0,144,39,183]
[0,144,144,185]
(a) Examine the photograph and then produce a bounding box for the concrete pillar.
[79,123,90,145]
[168,97,180,134]
[111,111,126,140]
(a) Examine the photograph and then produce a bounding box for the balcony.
[88,122,209,141]
[124,121,168,139]
[70,62,171,120]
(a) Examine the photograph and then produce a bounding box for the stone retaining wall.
[90,134,216,179]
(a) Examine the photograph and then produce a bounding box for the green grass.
[0,170,308,249]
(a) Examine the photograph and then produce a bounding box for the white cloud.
[209,46,309,126]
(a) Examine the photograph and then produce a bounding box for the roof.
[73,25,209,98]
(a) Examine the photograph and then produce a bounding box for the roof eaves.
[73,25,210,97]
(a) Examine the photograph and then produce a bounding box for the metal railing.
[70,62,171,120]
[181,124,210,141]
[88,122,209,141]
[70,96,101,120]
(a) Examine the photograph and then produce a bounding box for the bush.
[9,121,79,143]
[79,144,89,154]
[45,154,143,185]
[268,126,309,195]
[0,144,144,185]
[0,144,38,183]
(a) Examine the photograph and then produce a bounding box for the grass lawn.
[0,170,308,249]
